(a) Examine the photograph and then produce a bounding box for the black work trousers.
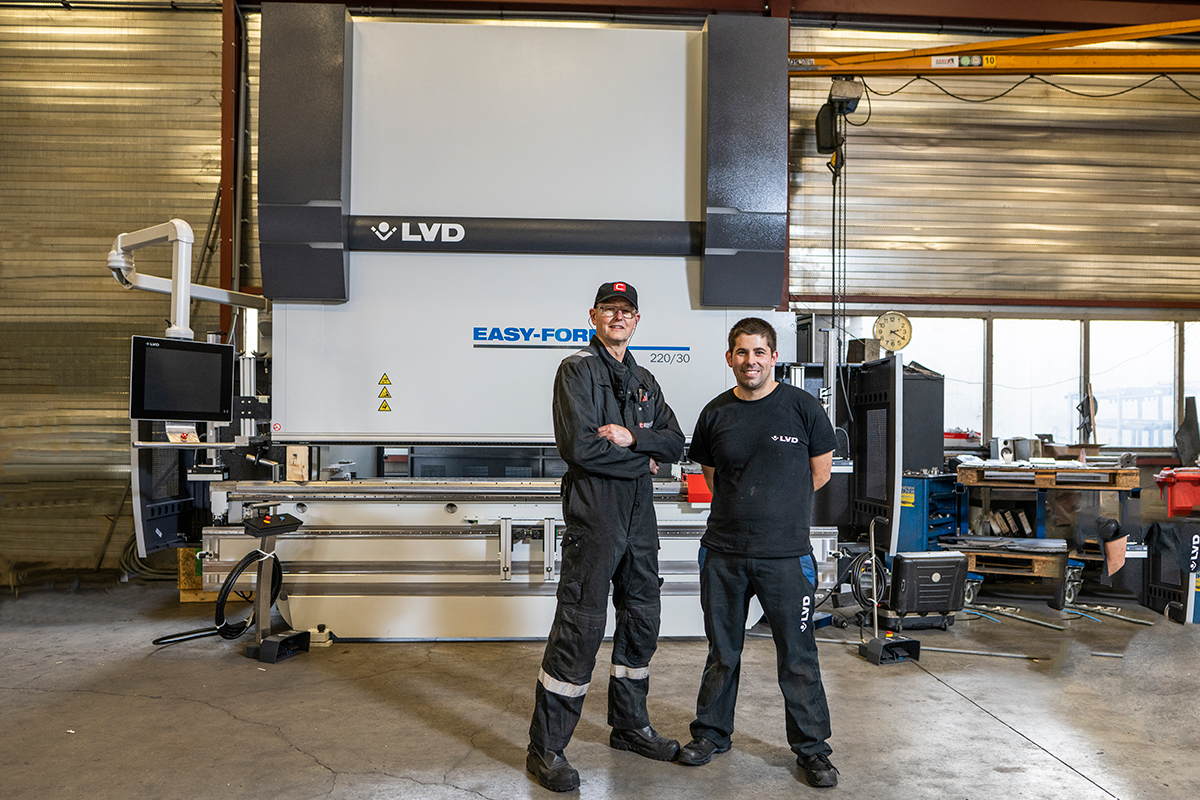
[529,471,662,752]
[690,548,832,759]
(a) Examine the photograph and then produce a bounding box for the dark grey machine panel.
[701,15,789,308]
[258,3,352,303]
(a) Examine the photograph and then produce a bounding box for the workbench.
[955,464,1140,540]
[952,463,1141,584]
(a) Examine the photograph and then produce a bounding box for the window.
[1090,321,1176,448]
[1183,322,1200,415]
[992,319,1081,445]
[900,318,984,435]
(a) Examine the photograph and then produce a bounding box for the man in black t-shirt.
[677,317,840,789]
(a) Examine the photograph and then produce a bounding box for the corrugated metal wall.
[0,6,234,573]
[788,27,1200,306]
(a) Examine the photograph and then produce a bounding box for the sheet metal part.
[1067,604,1156,625]
[966,604,1067,630]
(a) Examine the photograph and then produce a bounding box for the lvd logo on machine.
[1191,533,1199,573]
[371,220,465,243]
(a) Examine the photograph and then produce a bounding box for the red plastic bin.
[685,472,713,504]
[1154,468,1200,517]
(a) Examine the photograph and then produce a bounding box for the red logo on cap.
[614,282,626,292]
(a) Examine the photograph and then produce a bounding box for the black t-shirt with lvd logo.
[688,383,837,558]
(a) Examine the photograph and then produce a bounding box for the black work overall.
[529,338,683,751]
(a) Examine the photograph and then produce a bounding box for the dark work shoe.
[800,753,839,788]
[609,725,681,761]
[527,744,580,792]
[676,736,731,766]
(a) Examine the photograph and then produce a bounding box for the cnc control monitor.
[129,335,234,423]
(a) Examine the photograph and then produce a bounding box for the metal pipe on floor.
[817,637,1041,660]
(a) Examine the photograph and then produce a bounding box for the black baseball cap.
[594,281,638,310]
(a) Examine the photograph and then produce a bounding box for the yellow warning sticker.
[379,374,391,385]
[378,400,391,412]
[900,487,916,508]
[379,387,391,399]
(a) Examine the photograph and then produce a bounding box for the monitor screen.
[130,336,235,422]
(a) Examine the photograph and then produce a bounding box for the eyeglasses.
[596,307,637,319]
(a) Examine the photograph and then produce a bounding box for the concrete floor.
[2,576,1198,800]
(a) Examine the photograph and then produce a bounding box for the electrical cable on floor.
[152,549,283,647]
[119,535,177,581]
[956,607,1001,623]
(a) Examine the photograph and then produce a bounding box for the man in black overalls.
[527,282,685,792]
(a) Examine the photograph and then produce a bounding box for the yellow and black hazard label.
[378,400,391,412]
[379,387,391,399]
[379,374,391,385]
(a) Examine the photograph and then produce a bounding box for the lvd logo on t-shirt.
[771,435,799,443]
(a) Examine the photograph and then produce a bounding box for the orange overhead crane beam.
[789,18,1200,76]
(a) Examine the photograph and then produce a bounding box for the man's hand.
[598,424,634,448]
[649,457,659,475]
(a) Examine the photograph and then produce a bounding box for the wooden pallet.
[179,589,220,603]
[961,549,1068,578]
[957,465,1138,490]
[176,548,256,603]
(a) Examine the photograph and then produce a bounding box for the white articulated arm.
[107,218,268,341]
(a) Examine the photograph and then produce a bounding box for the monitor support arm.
[107,218,269,340]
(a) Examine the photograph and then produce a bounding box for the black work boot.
[676,736,731,766]
[609,725,681,761]
[527,743,580,792]
[800,753,839,788]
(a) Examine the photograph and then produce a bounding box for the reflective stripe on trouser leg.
[610,664,649,680]
[539,668,590,698]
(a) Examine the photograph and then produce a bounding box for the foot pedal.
[858,635,920,665]
[246,629,311,663]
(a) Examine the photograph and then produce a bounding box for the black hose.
[152,549,283,647]
[814,551,889,611]
[152,626,221,646]
[215,550,283,640]
[849,551,889,609]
